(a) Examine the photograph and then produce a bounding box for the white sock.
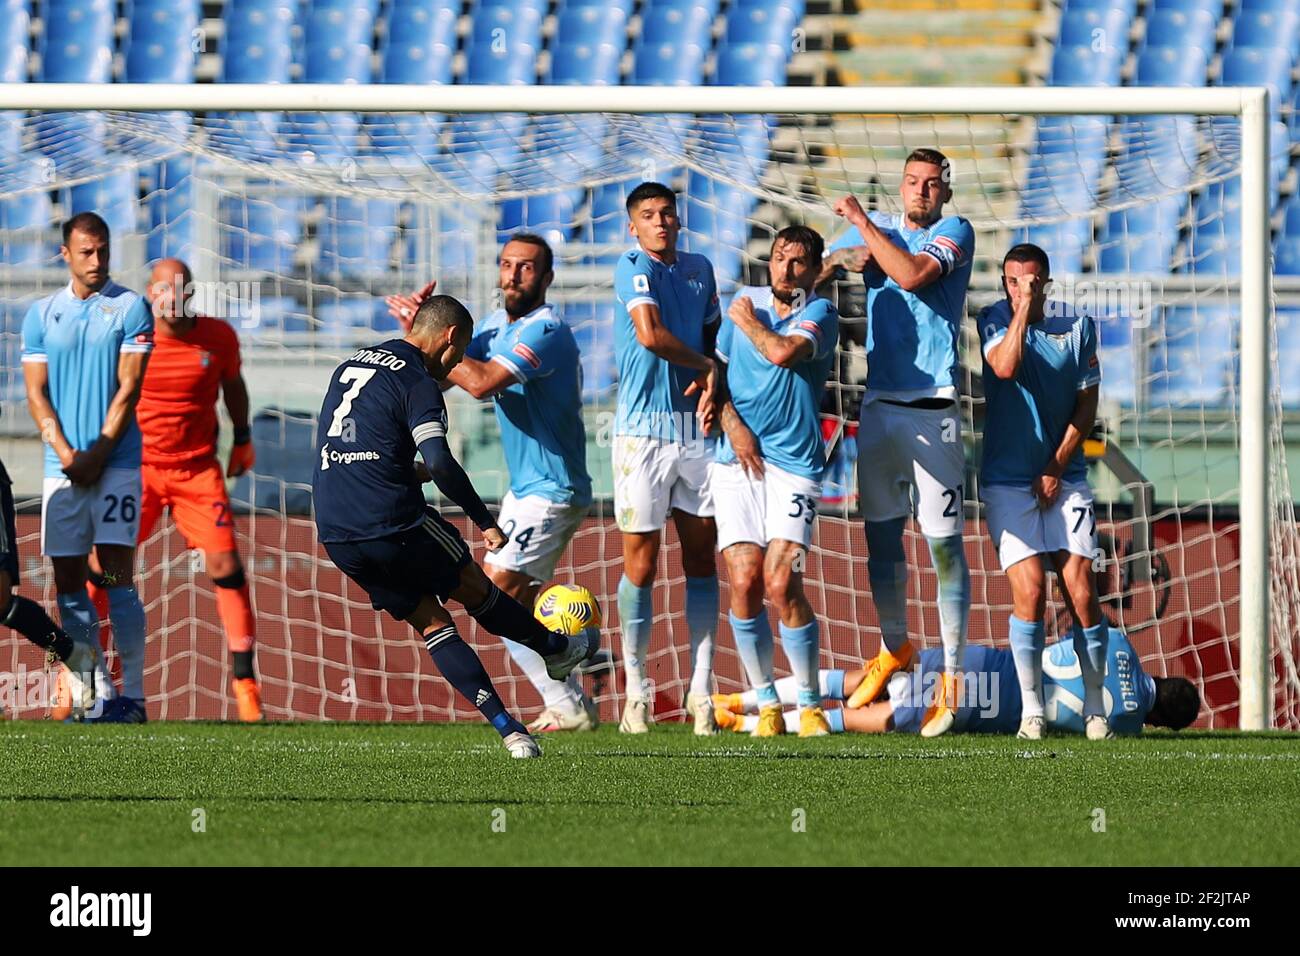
[501,636,583,714]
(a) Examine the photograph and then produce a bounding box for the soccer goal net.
[0,85,1294,730]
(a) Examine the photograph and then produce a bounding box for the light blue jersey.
[466,304,592,507]
[889,629,1153,735]
[20,281,154,478]
[1042,629,1155,737]
[613,247,720,443]
[715,286,839,481]
[977,299,1100,487]
[829,211,974,395]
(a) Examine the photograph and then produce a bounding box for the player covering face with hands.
[312,294,600,758]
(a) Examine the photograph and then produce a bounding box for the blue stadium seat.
[713,42,787,85]
[62,168,137,239]
[640,5,714,47]
[1147,306,1235,407]
[0,153,54,267]
[586,178,638,259]
[1,2,28,83]
[306,4,374,49]
[685,173,752,283]
[221,193,304,273]
[209,111,282,163]
[470,5,544,51]
[1274,236,1300,274]
[284,112,360,163]
[1219,47,1293,119]
[221,37,292,83]
[497,192,580,248]
[633,42,706,85]
[1142,8,1217,52]
[1095,315,1138,407]
[466,42,538,84]
[1017,221,1090,274]
[145,157,195,262]
[1237,0,1299,12]
[0,112,22,155]
[381,39,453,85]
[562,0,634,14]
[1058,7,1130,50]
[479,0,549,13]
[697,113,771,183]
[1232,9,1300,59]
[1066,0,1136,12]
[224,1,295,50]
[246,296,310,334]
[1136,45,1208,86]
[724,3,799,45]
[126,1,200,83]
[1150,0,1219,16]
[1113,116,1198,198]
[561,303,619,401]
[229,408,316,514]
[385,0,458,52]
[548,41,622,84]
[556,5,628,47]
[1049,44,1123,85]
[40,2,113,83]
[1277,308,1300,407]
[1282,192,1300,235]
[315,300,395,342]
[1097,198,1182,272]
[303,41,372,83]
[317,198,398,279]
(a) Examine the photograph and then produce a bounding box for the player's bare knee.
[681,552,716,579]
[451,561,492,607]
[51,557,88,595]
[206,550,241,582]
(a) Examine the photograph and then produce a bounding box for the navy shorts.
[324,508,471,621]
[0,459,19,584]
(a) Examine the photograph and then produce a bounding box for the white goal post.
[0,82,1278,730]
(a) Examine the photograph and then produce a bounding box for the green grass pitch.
[2,721,1297,866]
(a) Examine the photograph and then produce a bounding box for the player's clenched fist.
[482,526,507,553]
[227,438,255,478]
[832,195,867,226]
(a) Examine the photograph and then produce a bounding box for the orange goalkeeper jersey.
[136,315,242,467]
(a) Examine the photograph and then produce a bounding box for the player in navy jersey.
[979,244,1110,740]
[823,148,975,737]
[385,234,598,734]
[311,294,599,758]
[713,628,1201,737]
[612,181,722,735]
[21,212,153,722]
[711,225,839,737]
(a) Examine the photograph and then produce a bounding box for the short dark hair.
[503,232,553,275]
[1002,242,1051,276]
[1148,676,1201,731]
[412,294,473,337]
[772,224,824,264]
[904,148,951,180]
[626,181,677,216]
[62,211,110,246]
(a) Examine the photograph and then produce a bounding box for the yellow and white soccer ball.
[534,584,602,636]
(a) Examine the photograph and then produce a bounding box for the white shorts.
[41,467,142,557]
[612,434,714,533]
[857,398,965,537]
[484,491,589,583]
[710,460,821,551]
[981,481,1098,571]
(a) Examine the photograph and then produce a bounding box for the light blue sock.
[617,575,653,700]
[729,610,777,707]
[926,534,970,673]
[824,668,846,701]
[866,518,910,654]
[779,619,820,708]
[826,708,845,733]
[108,586,146,702]
[56,592,99,650]
[684,576,718,699]
[1009,615,1046,718]
[1074,623,1109,718]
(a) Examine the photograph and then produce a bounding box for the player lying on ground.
[386,234,598,734]
[824,148,976,737]
[613,181,722,735]
[311,294,599,758]
[0,452,109,714]
[711,225,840,738]
[713,628,1200,736]
[22,212,153,722]
[86,258,264,721]
[979,244,1109,740]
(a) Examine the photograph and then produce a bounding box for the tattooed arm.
[728,296,814,369]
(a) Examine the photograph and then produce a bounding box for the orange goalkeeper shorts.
[139,458,239,554]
